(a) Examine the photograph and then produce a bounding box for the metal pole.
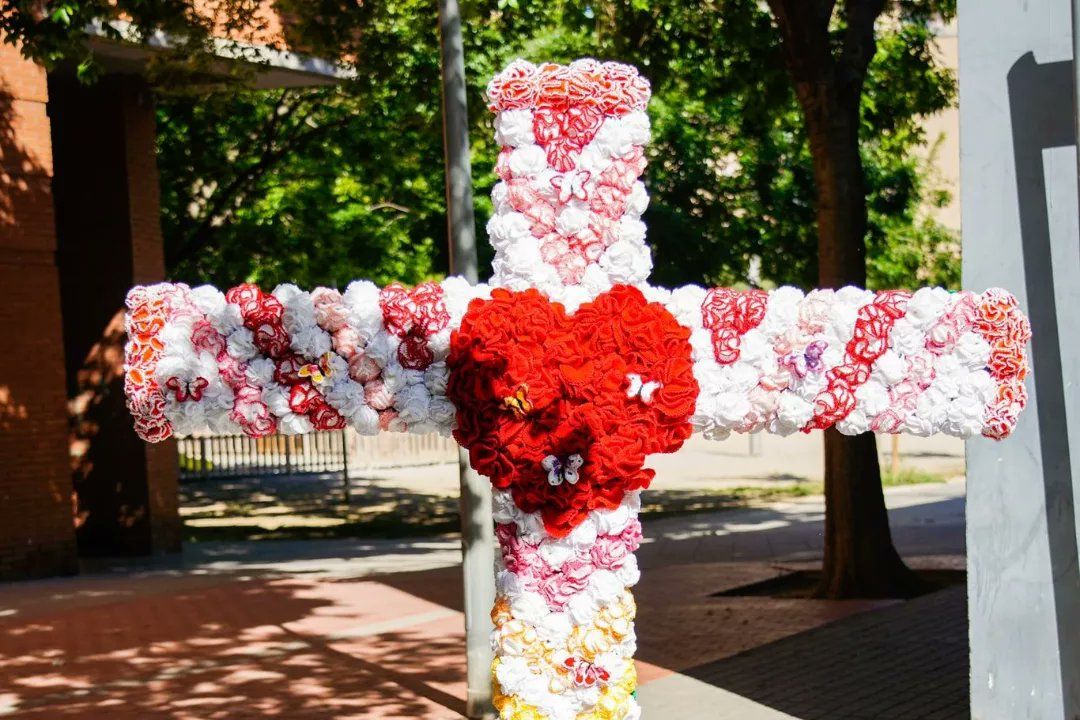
[439,0,480,285]
[341,429,350,504]
[1073,0,1080,263]
[437,2,495,718]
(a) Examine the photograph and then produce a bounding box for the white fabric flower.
[508,144,547,175]
[494,109,535,147]
[599,240,652,285]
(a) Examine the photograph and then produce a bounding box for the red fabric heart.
[447,285,698,537]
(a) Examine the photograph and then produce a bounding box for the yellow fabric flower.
[491,595,513,625]
[567,625,615,662]
[582,664,638,720]
[494,617,551,664]
[493,670,547,720]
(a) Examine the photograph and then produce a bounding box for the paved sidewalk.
[639,478,966,568]
[360,432,966,495]
[179,433,965,539]
[0,481,968,719]
[175,479,965,580]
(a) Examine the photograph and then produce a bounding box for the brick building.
[0,16,341,580]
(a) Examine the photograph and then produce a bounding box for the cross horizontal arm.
[124,279,1029,444]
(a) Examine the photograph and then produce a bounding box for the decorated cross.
[123,60,1031,720]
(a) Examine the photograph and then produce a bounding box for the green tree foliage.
[6,1,957,292]
[1,0,280,82]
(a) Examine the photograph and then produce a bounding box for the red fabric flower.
[310,401,347,431]
[289,384,322,415]
[398,336,436,371]
[804,291,910,432]
[379,282,449,371]
[701,289,768,365]
[225,284,263,315]
[274,354,308,386]
[447,285,697,537]
[135,415,172,443]
[227,284,292,358]
[253,322,291,358]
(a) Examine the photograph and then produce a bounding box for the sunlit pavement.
[0,481,967,719]
[210,431,967,505]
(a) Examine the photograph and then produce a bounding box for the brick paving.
[0,575,467,719]
[0,482,969,718]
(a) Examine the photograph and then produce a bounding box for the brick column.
[0,43,79,580]
[49,73,181,557]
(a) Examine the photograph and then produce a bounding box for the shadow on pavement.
[679,586,969,720]
[0,575,467,719]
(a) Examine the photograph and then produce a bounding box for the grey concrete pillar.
[959,2,1080,717]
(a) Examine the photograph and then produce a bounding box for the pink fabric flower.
[538,559,594,609]
[590,534,632,570]
[495,524,543,577]
[230,383,276,437]
[312,288,349,332]
[620,519,643,552]
[349,353,382,384]
[364,380,395,411]
[870,409,904,434]
[217,351,248,389]
[190,320,225,356]
[378,409,404,432]
[332,327,362,358]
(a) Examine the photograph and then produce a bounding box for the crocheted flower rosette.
[487,59,654,302]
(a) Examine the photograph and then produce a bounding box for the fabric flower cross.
[121,59,1032,720]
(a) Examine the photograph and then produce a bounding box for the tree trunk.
[819,428,924,598]
[799,58,925,601]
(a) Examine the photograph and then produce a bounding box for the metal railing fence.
[177,429,457,481]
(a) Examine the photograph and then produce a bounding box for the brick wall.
[50,74,181,557]
[0,42,79,580]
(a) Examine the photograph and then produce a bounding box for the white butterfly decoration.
[625,373,662,404]
[542,453,585,486]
